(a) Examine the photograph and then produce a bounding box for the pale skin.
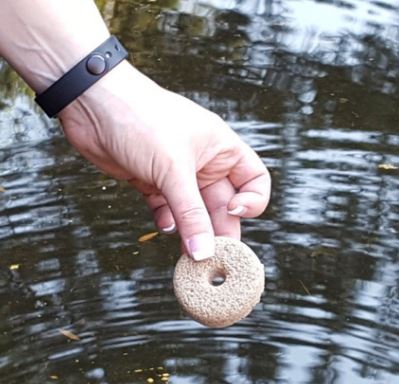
[0,1,271,260]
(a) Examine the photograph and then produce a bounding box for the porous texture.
[173,236,265,328]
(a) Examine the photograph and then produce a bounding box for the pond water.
[1,0,399,383]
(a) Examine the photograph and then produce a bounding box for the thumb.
[161,165,215,261]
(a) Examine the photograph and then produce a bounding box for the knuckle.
[178,204,207,225]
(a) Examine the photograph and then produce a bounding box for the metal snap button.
[86,54,106,75]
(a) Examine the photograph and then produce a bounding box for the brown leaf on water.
[59,328,80,341]
[138,231,159,243]
[378,163,398,170]
[0,186,5,193]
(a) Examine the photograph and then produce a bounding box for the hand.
[58,61,271,260]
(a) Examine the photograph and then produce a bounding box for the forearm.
[0,0,110,93]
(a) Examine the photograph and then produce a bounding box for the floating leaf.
[138,232,159,243]
[0,186,5,193]
[378,163,398,170]
[9,264,20,270]
[50,375,59,380]
[59,328,80,341]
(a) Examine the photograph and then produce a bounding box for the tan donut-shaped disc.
[173,236,265,328]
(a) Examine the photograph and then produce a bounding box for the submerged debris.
[299,280,311,295]
[132,366,170,383]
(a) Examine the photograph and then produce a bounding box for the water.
[1,0,399,383]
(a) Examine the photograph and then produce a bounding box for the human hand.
[59,61,271,260]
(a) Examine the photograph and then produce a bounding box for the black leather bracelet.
[35,35,128,118]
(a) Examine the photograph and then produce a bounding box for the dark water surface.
[1,0,399,383]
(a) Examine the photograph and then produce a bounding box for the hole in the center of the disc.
[210,270,226,286]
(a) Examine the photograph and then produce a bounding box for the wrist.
[58,60,162,123]
[32,30,111,93]
[35,35,128,118]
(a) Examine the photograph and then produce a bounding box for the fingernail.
[228,205,246,216]
[187,233,215,261]
[160,223,176,234]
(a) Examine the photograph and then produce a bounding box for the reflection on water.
[1,0,399,383]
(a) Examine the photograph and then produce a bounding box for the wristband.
[35,35,128,118]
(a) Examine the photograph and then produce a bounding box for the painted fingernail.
[228,205,246,216]
[187,233,215,261]
[161,223,176,234]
